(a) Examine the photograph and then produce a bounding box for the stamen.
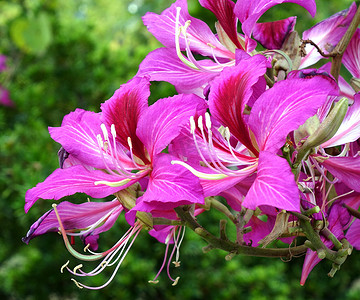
[110,124,117,138]
[52,204,107,261]
[171,160,228,180]
[94,178,131,187]
[84,244,90,252]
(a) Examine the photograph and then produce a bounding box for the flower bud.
[300,97,349,151]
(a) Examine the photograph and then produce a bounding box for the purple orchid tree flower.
[137,0,317,95]
[171,55,338,214]
[25,76,205,215]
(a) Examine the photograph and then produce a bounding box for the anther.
[71,278,84,289]
[73,264,83,274]
[61,260,70,273]
[172,261,181,267]
[189,116,196,134]
[197,115,204,131]
[100,123,109,141]
[224,127,231,141]
[127,137,132,149]
[172,277,180,286]
[205,112,212,130]
[207,43,215,48]
[84,244,90,252]
[148,280,159,284]
[110,124,117,138]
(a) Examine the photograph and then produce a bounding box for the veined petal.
[101,76,150,163]
[346,219,360,250]
[25,165,136,213]
[242,151,300,212]
[133,154,204,213]
[248,74,338,153]
[199,0,243,50]
[234,0,316,38]
[22,199,122,244]
[137,48,221,92]
[252,17,296,50]
[143,0,233,59]
[343,28,360,78]
[300,3,357,69]
[321,156,360,192]
[322,93,360,147]
[137,93,207,159]
[208,54,268,155]
[49,109,133,170]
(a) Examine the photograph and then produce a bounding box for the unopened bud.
[300,97,348,152]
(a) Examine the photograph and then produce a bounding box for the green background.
[0,0,359,299]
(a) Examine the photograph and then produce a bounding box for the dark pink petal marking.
[101,76,150,164]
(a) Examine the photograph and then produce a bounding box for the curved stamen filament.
[70,224,142,290]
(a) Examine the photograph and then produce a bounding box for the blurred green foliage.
[0,0,360,299]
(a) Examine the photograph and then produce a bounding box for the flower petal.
[300,3,357,68]
[242,151,300,212]
[343,28,360,78]
[49,109,133,169]
[248,74,338,153]
[321,156,360,192]
[143,0,233,59]
[252,17,296,50]
[101,76,150,163]
[137,93,207,159]
[137,48,221,92]
[133,154,204,212]
[25,165,135,213]
[199,0,243,50]
[22,199,122,244]
[234,0,316,37]
[208,54,268,155]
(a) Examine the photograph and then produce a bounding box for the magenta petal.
[248,75,338,153]
[49,109,126,169]
[101,76,150,163]
[199,0,243,50]
[346,219,360,250]
[25,165,134,213]
[137,93,207,159]
[242,151,300,212]
[343,28,360,78]
[208,54,268,155]
[321,156,360,192]
[133,154,204,213]
[22,199,122,244]
[137,48,220,92]
[301,3,357,68]
[252,17,296,50]
[143,0,232,59]
[235,0,316,37]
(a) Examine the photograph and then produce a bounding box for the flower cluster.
[23,0,360,289]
